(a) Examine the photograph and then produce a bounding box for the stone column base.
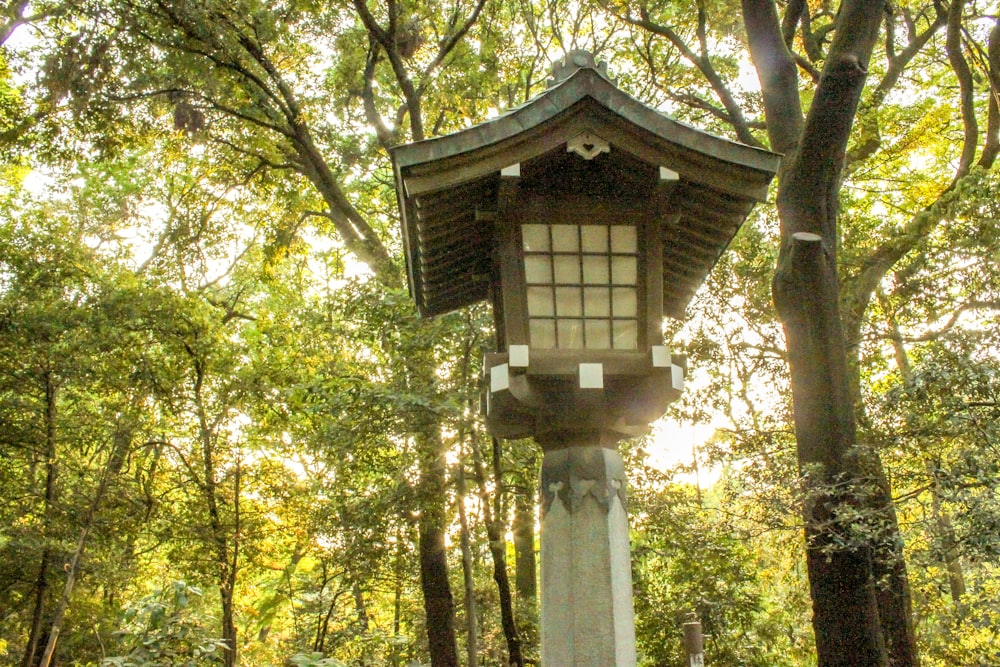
[540,446,636,667]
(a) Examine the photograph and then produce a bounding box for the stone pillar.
[539,446,636,667]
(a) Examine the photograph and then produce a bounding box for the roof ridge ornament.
[548,49,615,87]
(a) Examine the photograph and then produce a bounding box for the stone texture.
[540,446,636,667]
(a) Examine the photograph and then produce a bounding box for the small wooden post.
[682,614,704,667]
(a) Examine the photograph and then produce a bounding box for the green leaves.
[630,471,810,667]
[102,582,228,667]
[289,652,349,667]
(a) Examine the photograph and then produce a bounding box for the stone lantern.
[391,51,779,666]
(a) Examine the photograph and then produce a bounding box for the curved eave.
[391,66,780,320]
[391,67,780,200]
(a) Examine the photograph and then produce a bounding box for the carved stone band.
[540,446,627,517]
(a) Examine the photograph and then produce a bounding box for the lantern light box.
[391,51,779,448]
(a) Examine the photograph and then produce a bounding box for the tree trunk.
[931,486,966,608]
[22,372,58,667]
[21,551,51,667]
[353,583,374,666]
[218,458,240,667]
[193,361,238,667]
[418,520,459,667]
[37,422,134,667]
[841,307,923,667]
[866,462,919,667]
[312,566,343,654]
[750,2,890,664]
[774,233,887,667]
[772,15,887,666]
[840,352,919,667]
[456,464,479,667]
[512,489,536,605]
[471,438,525,667]
[417,425,460,667]
[392,535,405,667]
[217,534,239,667]
[484,517,525,667]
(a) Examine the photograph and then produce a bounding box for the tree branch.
[846,7,947,170]
[897,299,1000,343]
[290,125,401,285]
[418,0,489,99]
[742,0,804,155]
[776,0,882,240]
[842,172,976,348]
[148,0,291,118]
[781,0,806,47]
[352,0,425,140]
[0,0,62,45]
[362,43,398,151]
[799,3,834,63]
[945,0,978,178]
[978,17,1000,167]
[843,5,999,344]
[793,50,823,82]
[612,5,764,147]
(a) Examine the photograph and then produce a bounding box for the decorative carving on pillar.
[541,447,627,517]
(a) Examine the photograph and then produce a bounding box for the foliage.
[288,652,348,667]
[0,1,999,666]
[101,582,228,667]
[629,459,812,667]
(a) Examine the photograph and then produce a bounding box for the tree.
[859,165,1000,665]
[629,461,811,667]
[15,1,505,662]
[604,0,999,664]
[744,4,891,664]
[0,171,188,666]
[743,3,997,664]
[5,1,1000,665]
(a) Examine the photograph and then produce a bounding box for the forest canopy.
[1,1,999,666]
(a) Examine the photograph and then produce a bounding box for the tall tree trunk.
[37,422,134,667]
[456,463,479,667]
[405,335,462,667]
[471,438,525,667]
[930,488,966,608]
[775,232,887,667]
[845,325,919,666]
[866,465,918,667]
[392,534,405,667]
[418,521,458,666]
[22,372,58,667]
[220,458,241,667]
[850,333,919,664]
[512,488,536,605]
[353,583,373,666]
[312,565,343,654]
[193,361,238,667]
[21,550,51,667]
[416,424,460,667]
[750,2,890,664]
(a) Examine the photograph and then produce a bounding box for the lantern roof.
[391,51,780,319]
